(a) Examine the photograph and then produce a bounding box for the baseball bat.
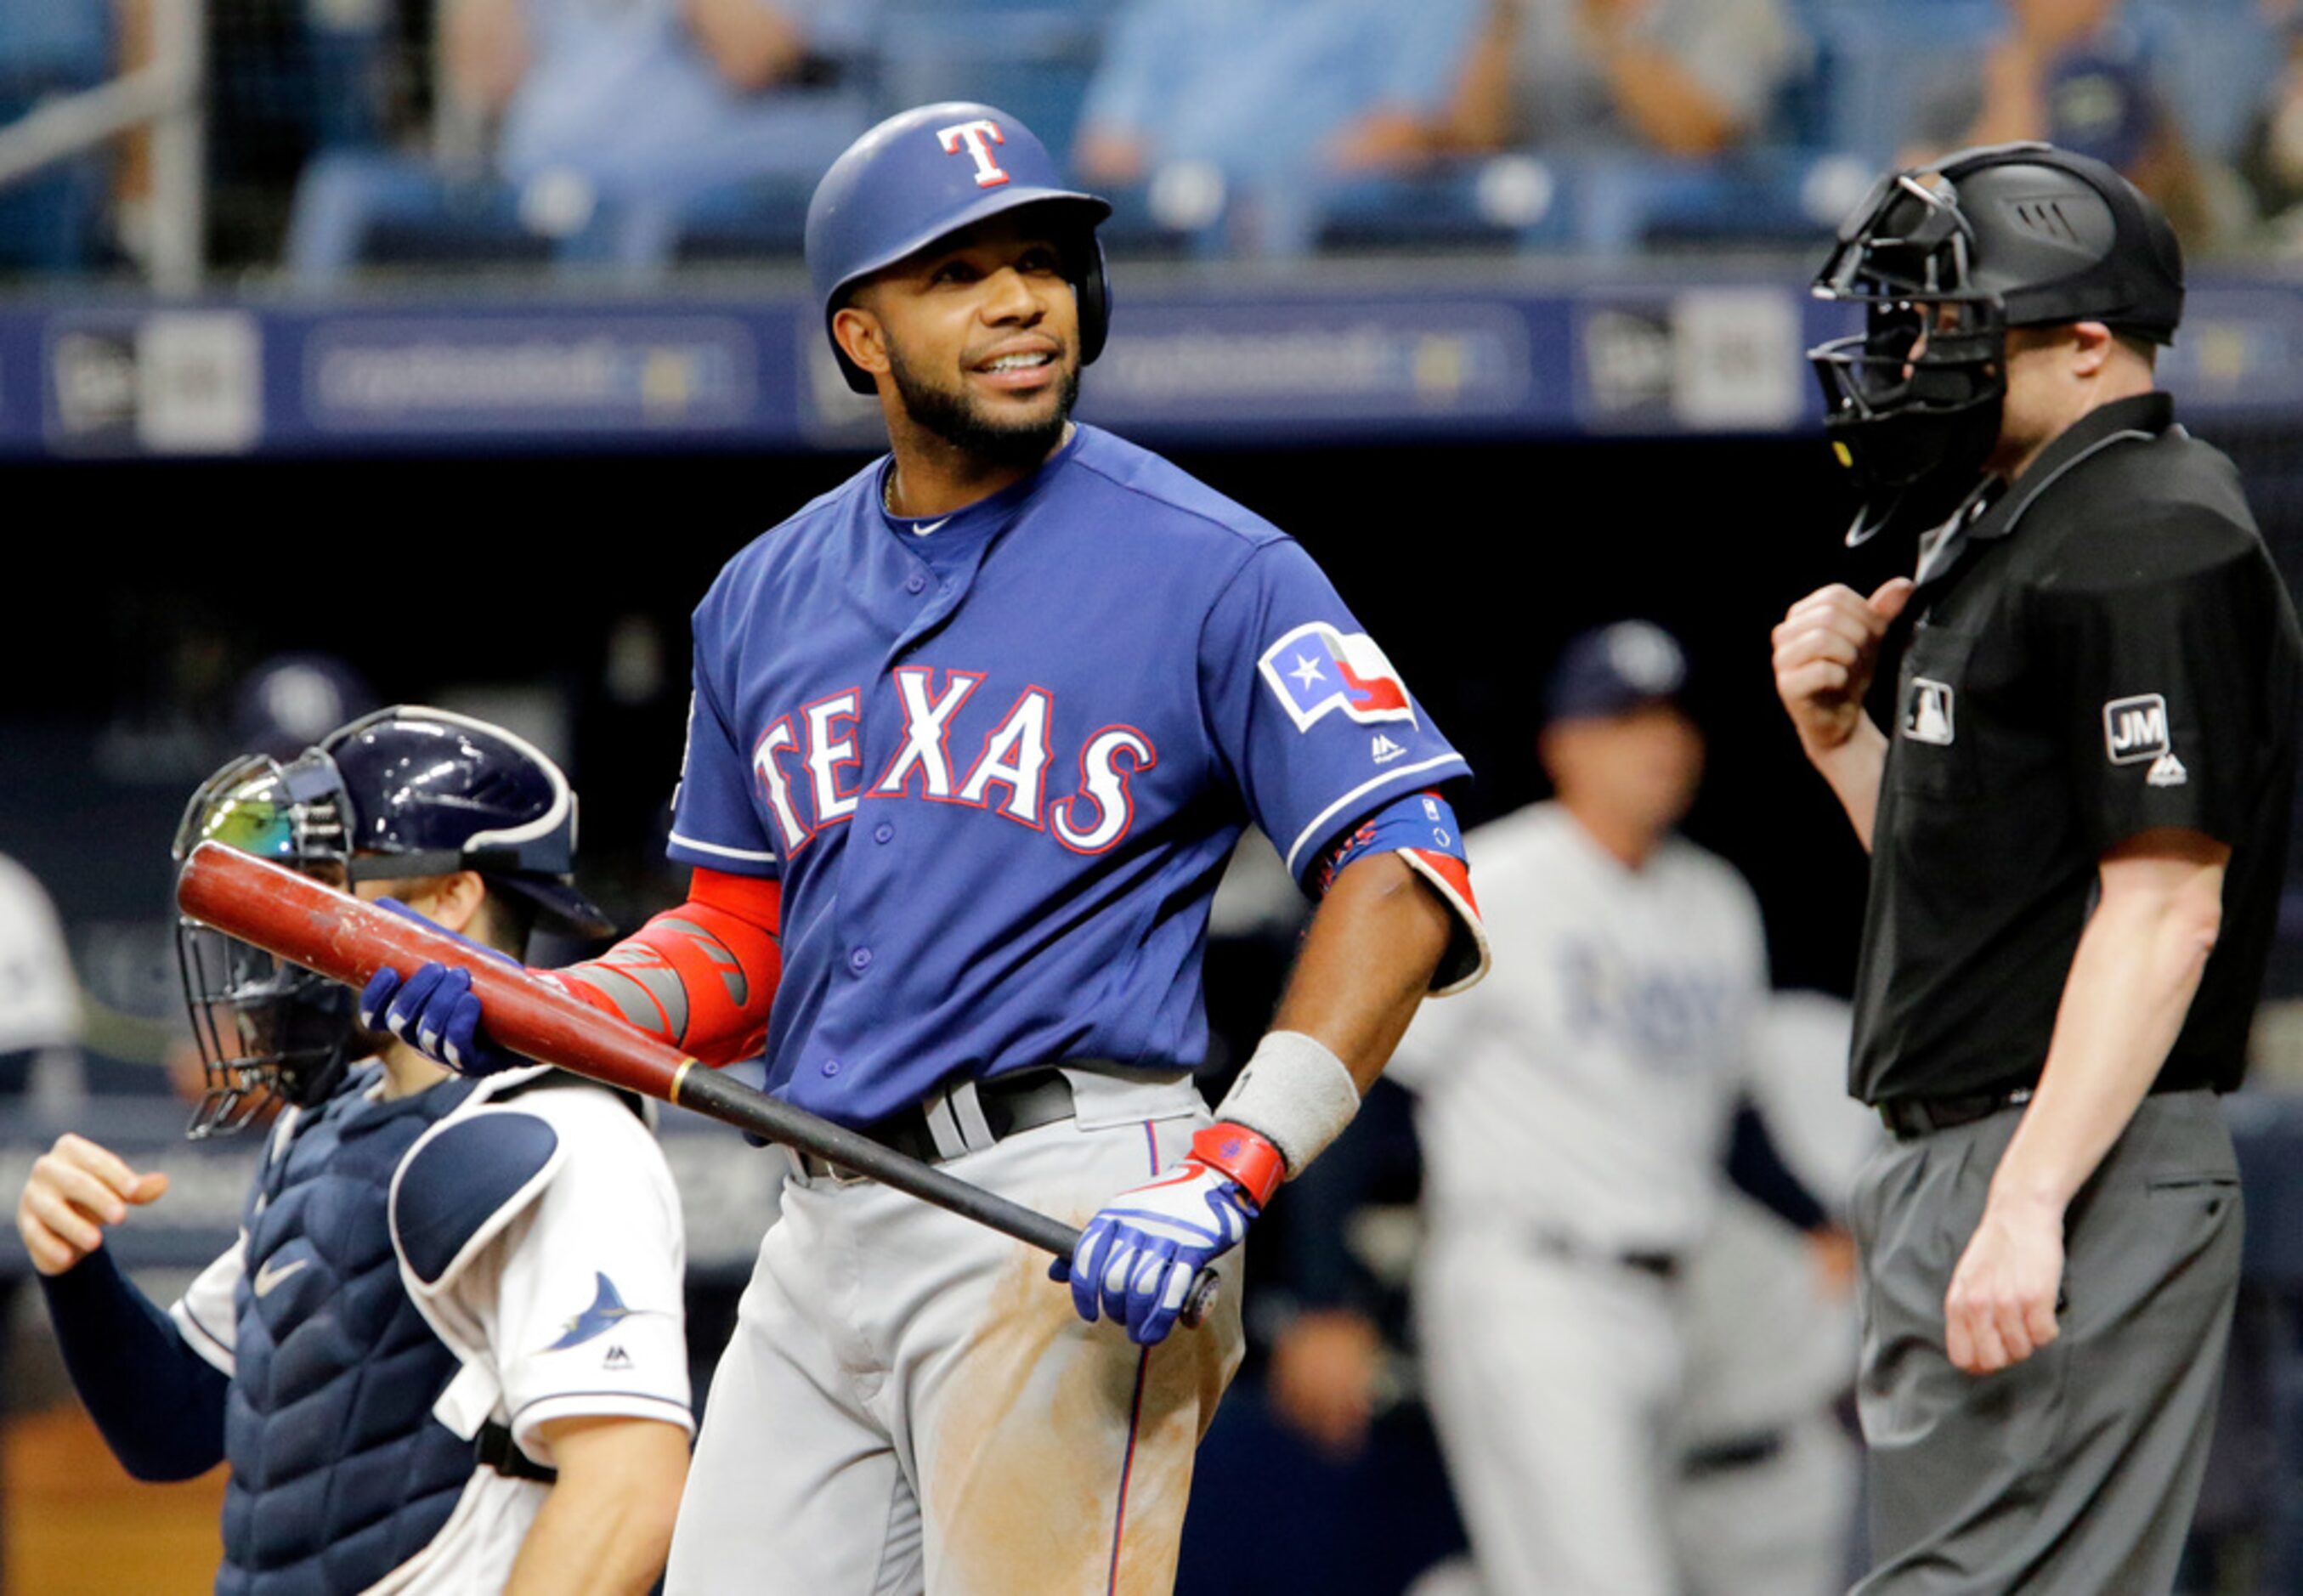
[175,841,1219,1330]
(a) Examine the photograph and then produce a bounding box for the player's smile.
[966,335,1065,396]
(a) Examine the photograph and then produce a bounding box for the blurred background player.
[1390,621,1850,1596]
[1665,990,1875,1596]
[365,100,1489,1595]
[15,706,693,1593]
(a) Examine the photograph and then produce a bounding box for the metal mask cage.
[176,920,360,1137]
[173,750,365,1135]
[1809,171,2010,431]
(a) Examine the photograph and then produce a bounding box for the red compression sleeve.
[552,867,782,1067]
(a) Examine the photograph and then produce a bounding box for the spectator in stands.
[1072,0,1483,241]
[1430,0,1805,161]
[1903,0,2219,248]
[443,0,868,206]
[289,0,870,279]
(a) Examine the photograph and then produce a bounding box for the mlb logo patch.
[2103,694,2170,765]
[1259,622,1417,732]
[1904,678,1955,745]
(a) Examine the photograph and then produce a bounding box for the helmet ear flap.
[1076,235,1111,367]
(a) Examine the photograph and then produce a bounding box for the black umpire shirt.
[1851,392,2303,1106]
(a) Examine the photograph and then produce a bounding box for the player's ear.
[832,303,892,382]
[413,870,490,937]
[2069,320,2113,378]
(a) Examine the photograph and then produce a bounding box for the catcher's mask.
[1808,142,2183,546]
[170,705,612,1136]
[172,750,367,1136]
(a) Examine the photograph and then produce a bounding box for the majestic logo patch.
[1904,678,1955,746]
[1371,733,1406,765]
[1259,622,1417,732]
[603,1344,633,1372]
[2146,752,2188,788]
[2104,694,2170,765]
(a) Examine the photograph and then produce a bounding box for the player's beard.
[886,342,1079,470]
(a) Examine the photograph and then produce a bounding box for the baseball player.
[1390,622,1827,1595]
[17,707,695,1593]
[364,101,1488,1593]
[1780,143,2303,1589]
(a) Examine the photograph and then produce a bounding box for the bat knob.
[1180,1268,1222,1331]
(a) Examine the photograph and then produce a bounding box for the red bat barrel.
[178,840,694,1099]
[173,840,1222,1328]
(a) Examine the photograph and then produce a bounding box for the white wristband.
[1214,1030,1361,1177]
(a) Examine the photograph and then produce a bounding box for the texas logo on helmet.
[1259,622,1417,731]
[937,118,1010,188]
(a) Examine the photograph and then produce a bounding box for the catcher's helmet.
[1808,141,2184,543]
[173,706,610,1134]
[806,101,1113,395]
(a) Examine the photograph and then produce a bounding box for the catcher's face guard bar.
[173,753,366,1136]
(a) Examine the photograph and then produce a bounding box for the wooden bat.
[175,840,1219,1330]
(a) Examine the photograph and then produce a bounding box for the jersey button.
[905,572,927,595]
[821,1059,840,1076]
[849,947,874,972]
[873,823,894,844]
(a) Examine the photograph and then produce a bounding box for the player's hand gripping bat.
[176,842,1219,1330]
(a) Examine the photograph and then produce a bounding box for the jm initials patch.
[2103,694,2170,765]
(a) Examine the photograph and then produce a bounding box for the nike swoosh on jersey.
[253,1257,309,1298]
[910,518,951,536]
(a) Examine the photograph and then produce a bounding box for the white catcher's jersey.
[1393,802,1768,1254]
[171,1078,693,1593]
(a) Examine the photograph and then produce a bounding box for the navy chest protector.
[218,1068,567,1594]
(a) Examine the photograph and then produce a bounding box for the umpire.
[1772,140,2303,1592]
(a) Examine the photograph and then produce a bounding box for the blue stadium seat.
[1095,177,1232,260]
[285,154,554,286]
[610,175,820,270]
[1310,161,1576,256]
[0,0,115,272]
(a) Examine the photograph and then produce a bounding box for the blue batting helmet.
[806,101,1113,395]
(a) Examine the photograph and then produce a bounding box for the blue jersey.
[669,424,1468,1125]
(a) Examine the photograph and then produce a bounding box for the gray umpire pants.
[1849,1089,2241,1595]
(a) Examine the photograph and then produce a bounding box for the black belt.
[795,1069,1079,1180]
[1533,1229,1681,1282]
[477,1419,557,1484]
[1877,1087,2034,1140]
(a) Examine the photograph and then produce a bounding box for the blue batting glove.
[356,899,523,1077]
[1052,1156,1259,1346]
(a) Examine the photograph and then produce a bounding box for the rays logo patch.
[1904,678,1955,746]
[544,1272,659,1352]
[2103,694,2170,765]
[1259,622,1417,733]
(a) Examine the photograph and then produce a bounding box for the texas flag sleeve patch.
[1258,622,1419,732]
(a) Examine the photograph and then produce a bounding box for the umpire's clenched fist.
[1771,578,1915,760]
